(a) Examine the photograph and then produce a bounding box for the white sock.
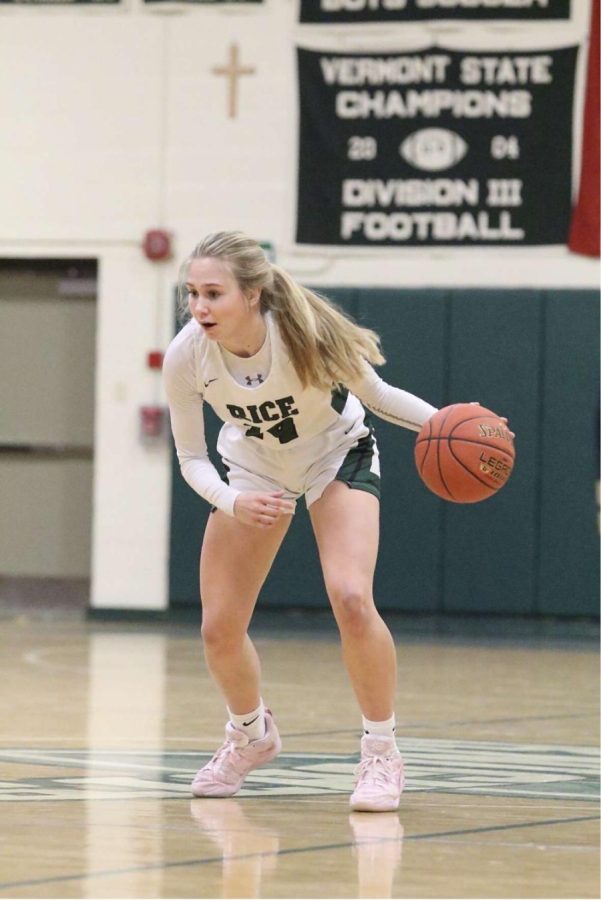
[228,700,266,742]
[362,714,397,741]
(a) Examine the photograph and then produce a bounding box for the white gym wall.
[0,0,596,610]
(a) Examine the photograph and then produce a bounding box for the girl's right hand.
[233,490,295,529]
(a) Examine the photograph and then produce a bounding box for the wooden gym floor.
[0,595,598,899]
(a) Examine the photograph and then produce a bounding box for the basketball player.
[163,232,437,812]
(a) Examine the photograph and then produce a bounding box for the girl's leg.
[191,508,292,798]
[309,480,404,812]
[199,508,292,713]
[308,481,396,721]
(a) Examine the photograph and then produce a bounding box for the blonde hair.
[178,231,385,390]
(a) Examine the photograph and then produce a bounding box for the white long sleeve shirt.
[163,313,437,515]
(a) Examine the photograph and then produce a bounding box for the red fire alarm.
[143,229,172,261]
[147,351,164,369]
[139,405,167,443]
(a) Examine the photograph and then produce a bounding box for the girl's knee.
[329,583,375,635]
[201,616,245,653]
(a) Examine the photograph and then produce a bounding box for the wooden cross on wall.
[212,43,256,119]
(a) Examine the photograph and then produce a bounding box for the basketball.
[415,403,515,503]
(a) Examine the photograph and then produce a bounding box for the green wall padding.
[355,289,447,611]
[168,288,599,619]
[442,290,543,614]
[537,291,599,616]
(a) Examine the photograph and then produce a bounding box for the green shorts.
[333,429,381,502]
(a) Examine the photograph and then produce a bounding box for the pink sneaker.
[350,734,405,812]
[191,709,281,798]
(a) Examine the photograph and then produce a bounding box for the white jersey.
[163,312,437,516]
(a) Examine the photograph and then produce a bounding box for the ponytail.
[262,265,385,390]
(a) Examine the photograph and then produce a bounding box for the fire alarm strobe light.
[143,229,172,261]
[147,351,164,370]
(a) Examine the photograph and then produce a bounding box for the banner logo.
[399,128,468,171]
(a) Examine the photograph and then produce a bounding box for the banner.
[568,0,600,257]
[145,0,261,4]
[296,46,578,247]
[0,0,119,4]
[300,0,571,23]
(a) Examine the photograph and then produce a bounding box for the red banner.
[569,0,600,257]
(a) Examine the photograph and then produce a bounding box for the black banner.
[296,46,578,246]
[145,0,261,4]
[300,0,571,23]
[0,0,119,4]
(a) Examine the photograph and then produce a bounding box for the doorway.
[0,259,97,601]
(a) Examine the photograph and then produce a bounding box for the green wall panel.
[168,287,599,620]
[355,289,447,611]
[442,290,542,614]
[537,291,599,616]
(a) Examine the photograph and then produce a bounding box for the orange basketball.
[414,403,516,503]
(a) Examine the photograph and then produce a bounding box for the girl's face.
[185,257,261,350]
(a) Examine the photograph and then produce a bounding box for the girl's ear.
[247,288,261,308]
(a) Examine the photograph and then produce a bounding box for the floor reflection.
[189,797,404,899]
[85,631,167,899]
[190,798,280,898]
[350,812,404,898]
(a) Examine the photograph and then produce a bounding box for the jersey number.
[246,417,298,444]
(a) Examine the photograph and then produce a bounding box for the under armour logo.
[245,374,264,386]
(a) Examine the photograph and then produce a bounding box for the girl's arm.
[347,363,437,433]
[163,342,241,516]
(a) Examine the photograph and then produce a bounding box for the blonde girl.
[163,231,437,812]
